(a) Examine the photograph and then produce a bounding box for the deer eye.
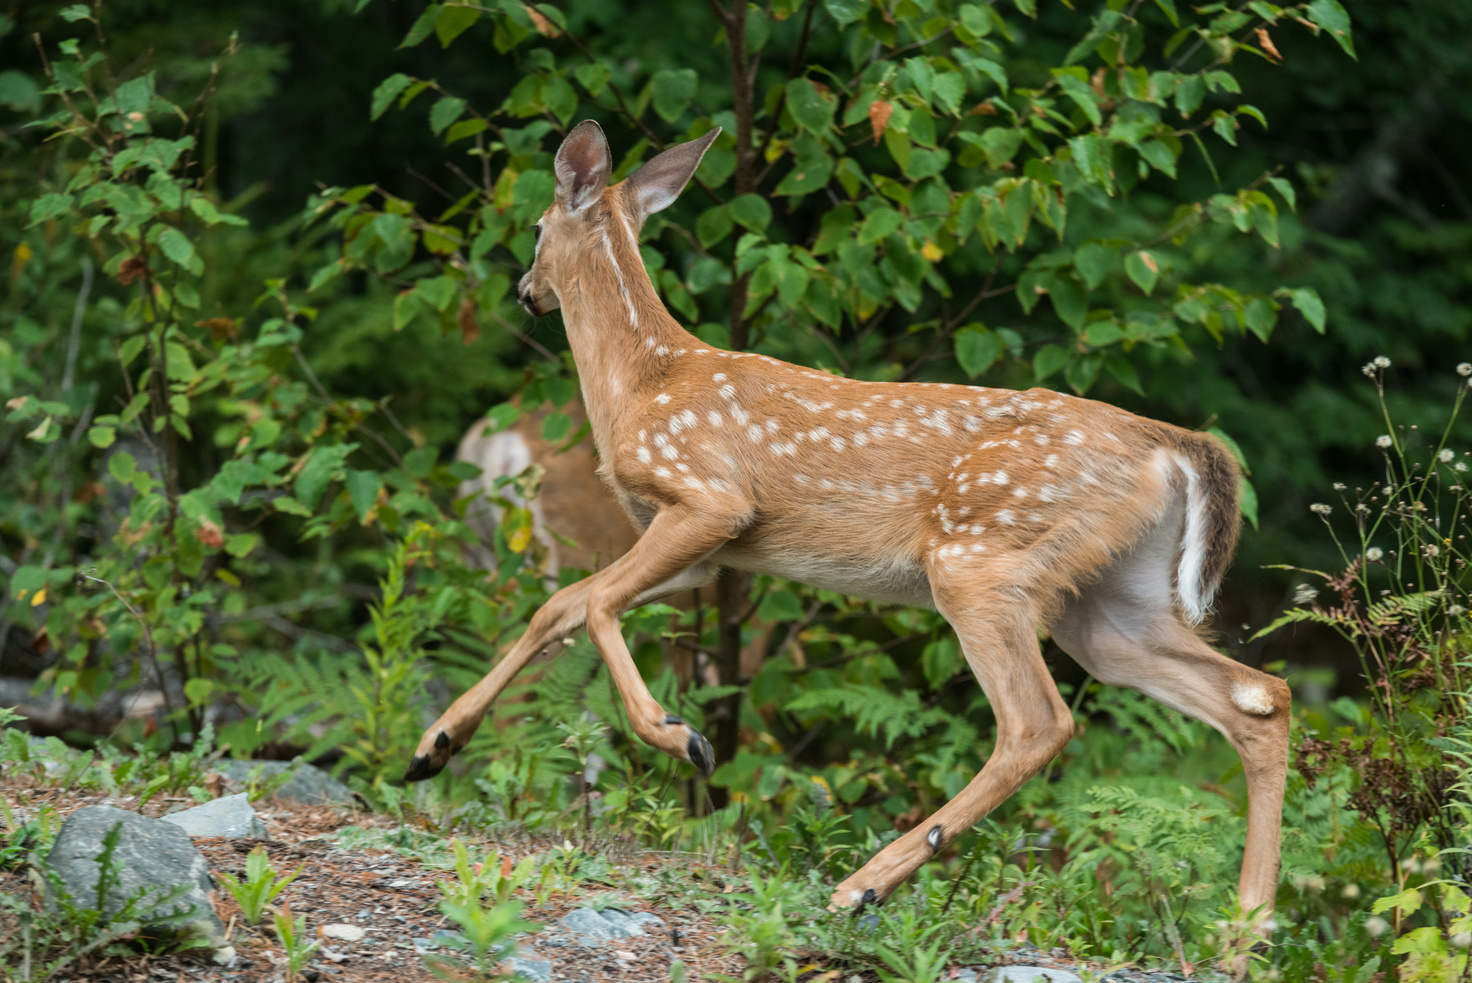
[533,223,542,241]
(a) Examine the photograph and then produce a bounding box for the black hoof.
[403,754,443,783]
[686,730,715,776]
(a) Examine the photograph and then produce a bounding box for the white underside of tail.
[1173,453,1212,625]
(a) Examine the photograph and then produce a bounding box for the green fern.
[785,684,955,749]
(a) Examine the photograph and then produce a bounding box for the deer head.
[517,120,721,317]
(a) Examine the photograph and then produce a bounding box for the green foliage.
[270,900,320,983]
[424,895,539,983]
[215,845,301,927]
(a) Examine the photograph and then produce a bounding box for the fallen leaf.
[117,255,148,286]
[458,296,480,345]
[868,99,893,145]
[1256,27,1282,62]
[524,4,559,35]
[197,518,224,550]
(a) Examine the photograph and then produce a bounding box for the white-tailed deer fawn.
[408,121,1289,947]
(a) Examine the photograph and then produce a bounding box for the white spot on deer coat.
[1231,683,1276,717]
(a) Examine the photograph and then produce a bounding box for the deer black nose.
[517,281,539,317]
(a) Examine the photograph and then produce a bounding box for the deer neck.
[557,212,698,444]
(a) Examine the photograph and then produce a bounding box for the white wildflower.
[1365,915,1389,937]
[1376,435,1393,449]
[1341,883,1360,900]
[1310,503,1332,515]
[1439,449,1455,463]
[1293,583,1318,605]
[1423,543,1440,559]
[1450,604,1467,617]
[1373,355,1391,368]
[1361,362,1376,377]
[1366,547,1383,562]
[1457,462,1468,472]
[1458,362,1472,377]
[1333,482,1346,491]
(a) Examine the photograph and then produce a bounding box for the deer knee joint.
[1230,676,1289,718]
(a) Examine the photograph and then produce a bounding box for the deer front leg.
[404,551,718,782]
[583,506,742,774]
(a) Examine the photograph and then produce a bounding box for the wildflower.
[1423,543,1440,559]
[1376,435,1393,448]
[1333,482,1346,491]
[1293,583,1318,605]
[1355,503,1371,515]
[1457,462,1468,472]
[1310,503,1332,515]
[1458,362,1472,377]
[1439,449,1455,463]
[1374,355,1391,368]
[1366,547,1383,562]
[1361,362,1376,377]
[1450,605,1467,617]
[1365,915,1389,937]
[1341,883,1360,900]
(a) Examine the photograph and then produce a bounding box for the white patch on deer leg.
[1231,682,1277,717]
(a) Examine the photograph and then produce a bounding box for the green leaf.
[400,4,442,47]
[1124,250,1159,294]
[1243,296,1275,342]
[184,678,215,706]
[294,444,355,510]
[87,425,116,449]
[1064,352,1101,394]
[445,117,489,145]
[858,207,903,245]
[1073,242,1114,290]
[1307,0,1355,58]
[1239,476,1259,530]
[1104,353,1143,395]
[954,324,1002,378]
[574,62,610,98]
[729,194,771,233]
[60,4,91,21]
[785,77,836,135]
[696,205,734,248]
[1033,344,1069,382]
[1290,287,1326,333]
[1174,75,1206,118]
[1049,276,1087,330]
[541,412,573,443]
[823,0,869,28]
[435,4,479,46]
[109,452,137,483]
[650,68,697,124]
[429,96,466,135]
[119,335,147,368]
[1267,175,1296,212]
[344,469,382,522]
[0,70,40,114]
[272,496,312,517]
[28,193,73,227]
[542,75,577,125]
[157,227,195,267]
[371,73,413,120]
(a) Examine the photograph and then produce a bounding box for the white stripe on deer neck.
[599,228,638,328]
[617,211,641,261]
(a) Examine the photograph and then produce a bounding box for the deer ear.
[554,120,612,214]
[625,127,722,224]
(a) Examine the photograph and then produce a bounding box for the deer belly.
[718,542,934,608]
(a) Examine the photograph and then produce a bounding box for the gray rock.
[215,759,356,805]
[163,793,266,839]
[45,805,222,941]
[981,968,1085,983]
[508,951,553,982]
[557,907,665,941]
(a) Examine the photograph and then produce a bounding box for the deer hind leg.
[1052,581,1290,972]
[404,542,718,782]
[831,569,1073,909]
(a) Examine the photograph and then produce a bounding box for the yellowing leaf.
[31,587,46,607]
[920,240,944,262]
[868,99,892,145]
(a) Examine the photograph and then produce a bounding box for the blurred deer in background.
[456,399,768,693]
[413,121,1288,971]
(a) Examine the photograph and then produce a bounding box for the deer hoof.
[686,730,715,776]
[403,730,459,782]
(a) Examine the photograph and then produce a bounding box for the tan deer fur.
[408,121,1290,959]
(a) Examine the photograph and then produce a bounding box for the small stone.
[161,794,266,839]
[955,971,979,983]
[211,946,238,967]
[46,805,222,942]
[507,951,553,983]
[412,938,436,953]
[215,759,356,805]
[980,968,1084,983]
[321,924,366,942]
[614,950,637,960]
[321,947,350,963]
